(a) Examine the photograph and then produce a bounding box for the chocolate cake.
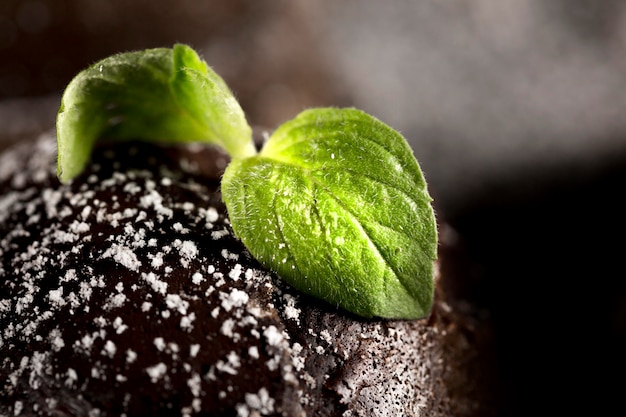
[0,131,497,416]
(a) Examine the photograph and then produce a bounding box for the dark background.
[2,1,626,415]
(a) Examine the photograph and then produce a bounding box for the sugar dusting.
[0,132,453,416]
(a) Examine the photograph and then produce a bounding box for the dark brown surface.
[0,133,498,416]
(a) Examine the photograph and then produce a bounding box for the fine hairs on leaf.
[55,44,438,320]
[221,108,437,319]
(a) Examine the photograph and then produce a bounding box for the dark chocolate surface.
[0,133,495,416]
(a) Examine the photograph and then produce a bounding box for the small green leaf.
[56,43,255,182]
[222,108,438,319]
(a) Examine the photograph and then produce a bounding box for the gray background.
[2,0,626,216]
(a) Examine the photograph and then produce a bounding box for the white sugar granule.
[220,318,238,340]
[48,287,66,308]
[216,352,240,375]
[187,373,202,397]
[244,388,275,414]
[113,317,128,334]
[191,272,205,285]
[205,207,219,223]
[319,329,332,344]
[248,346,259,359]
[146,363,168,383]
[141,272,167,295]
[283,294,301,323]
[180,312,196,332]
[102,340,117,358]
[221,249,238,261]
[69,220,90,234]
[62,269,78,283]
[228,264,243,280]
[65,368,78,387]
[211,229,229,239]
[220,288,249,312]
[151,253,164,269]
[264,326,284,347]
[178,240,198,259]
[189,344,200,358]
[103,293,127,310]
[154,337,166,352]
[48,328,65,352]
[165,294,189,315]
[126,349,137,364]
[102,244,141,271]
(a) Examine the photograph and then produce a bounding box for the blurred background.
[2,1,626,415]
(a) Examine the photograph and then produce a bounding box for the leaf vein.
[270,179,301,279]
[310,176,401,291]
[311,166,426,212]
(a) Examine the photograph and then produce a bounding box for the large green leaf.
[222,108,438,319]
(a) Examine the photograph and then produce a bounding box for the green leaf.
[222,108,438,319]
[56,43,255,182]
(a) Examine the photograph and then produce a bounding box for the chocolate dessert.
[0,131,496,416]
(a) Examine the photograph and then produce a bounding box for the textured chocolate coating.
[0,132,493,416]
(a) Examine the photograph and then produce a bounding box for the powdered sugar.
[0,133,453,417]
[102,244,142,271]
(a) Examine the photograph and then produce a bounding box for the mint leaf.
[55,44,437,319]
[56,43,254,182]
[222,108,438,319]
